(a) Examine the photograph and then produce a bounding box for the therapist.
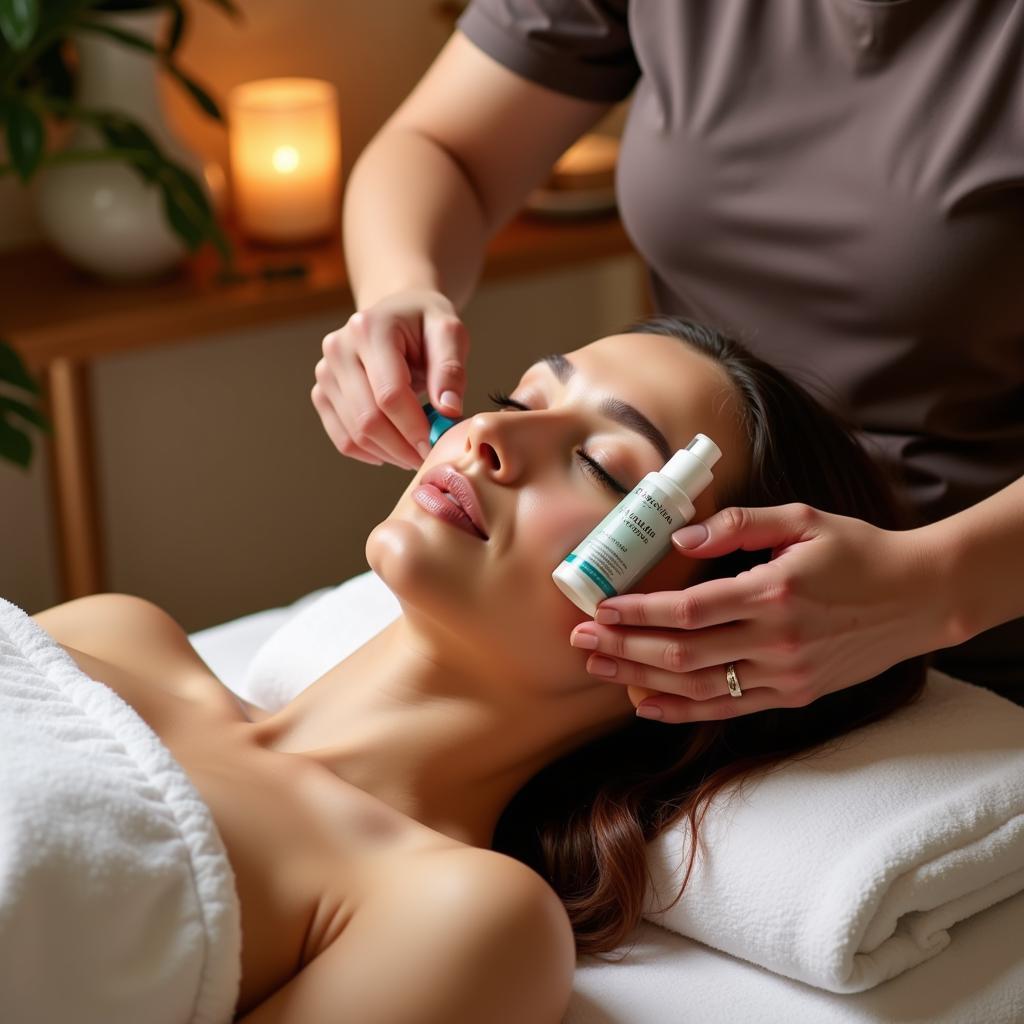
[311,1,1024,719]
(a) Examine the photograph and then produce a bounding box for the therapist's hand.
[569,504,955,722]
[311,288,469,469]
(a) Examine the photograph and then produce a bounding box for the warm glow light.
[271,145,300,174]
[228,78,341,244]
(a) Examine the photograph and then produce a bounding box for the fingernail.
[636,703,663,720]
[416,441,431,459]
[570,628,599,650]
[440,390,462,415]
[587,654,617,678]
[673,524,708,549]
[594,607,620,625]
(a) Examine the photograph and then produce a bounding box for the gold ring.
[726,662,743,698]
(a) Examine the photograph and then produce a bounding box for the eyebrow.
[534,352,672,462]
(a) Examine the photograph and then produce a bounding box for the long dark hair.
[491,314,929,957]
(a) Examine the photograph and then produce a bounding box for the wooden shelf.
[4,212,636,370]
[2,211,640,601]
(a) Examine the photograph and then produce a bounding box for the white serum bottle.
[552,434,722,616]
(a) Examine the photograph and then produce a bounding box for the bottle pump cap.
[661,434,722,498]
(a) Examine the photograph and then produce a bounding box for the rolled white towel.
[0,597,241,1024]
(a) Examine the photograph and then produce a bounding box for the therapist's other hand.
[570,503,953,722]
[311,289,469,469]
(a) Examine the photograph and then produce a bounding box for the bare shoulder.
[237,846,576,1024]
[31,593,265,719]
[391,845,575,957]
[32,593,192,660]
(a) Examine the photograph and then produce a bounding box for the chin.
[365,514,484,611]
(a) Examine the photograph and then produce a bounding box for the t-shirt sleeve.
[456,0,640,103]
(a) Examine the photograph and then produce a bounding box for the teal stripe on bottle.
[565,552,617,598]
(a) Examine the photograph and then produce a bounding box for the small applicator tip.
[423,402,460,446]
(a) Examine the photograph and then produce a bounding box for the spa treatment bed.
[1,571,1021,1023]
[188,571,1024,1024]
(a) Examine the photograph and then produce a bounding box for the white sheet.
[2,597,241,1024]
[567,896,1024,1024]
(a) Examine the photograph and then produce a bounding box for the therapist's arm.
[343,31,614,310]
[929,474,1024,647]
[342,108,485,311]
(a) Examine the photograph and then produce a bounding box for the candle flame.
[271,145,300,174]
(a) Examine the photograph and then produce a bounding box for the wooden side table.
[3,214,644,600]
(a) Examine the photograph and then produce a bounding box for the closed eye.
[487,390,629,495]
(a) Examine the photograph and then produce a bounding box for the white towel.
[241,571,401,711]
[236,570,1024,993]
[0,597,241,1024]
[642,671,1024,993]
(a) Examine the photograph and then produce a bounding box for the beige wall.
[0,0,642,633]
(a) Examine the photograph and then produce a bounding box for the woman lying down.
[17,315,928,1023]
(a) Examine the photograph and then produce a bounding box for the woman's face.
[366,331,749,696]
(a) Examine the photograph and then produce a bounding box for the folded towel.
[236,570,1024,992]
[642,671,1024,992]
[0,597,241,1024]
[189,585,336,705]
[242,571,401,711]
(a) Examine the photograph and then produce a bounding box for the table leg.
[45,358,105,599]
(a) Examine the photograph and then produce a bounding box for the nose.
[464,413,513,480]
[463,409,569,483]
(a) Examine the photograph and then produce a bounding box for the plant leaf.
[159,170,232,262]
[157,159,213,249]
[0,0,39,52]
[0,341,48,468]
[27,39,75,102]
[201,0,241,20]
[2,95,44,179]
[95,1,164,11]
[0,339,40,394]
[200,211,232,265]
[166,63,221,120]
[0,417,32,468]
[0,393,50,432]
[160,184,204,249]
[96,114,162,182]
[74,18,157,54]
[164,0,184,54]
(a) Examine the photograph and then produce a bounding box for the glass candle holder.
[228,77,341,244]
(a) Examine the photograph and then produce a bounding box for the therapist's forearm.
[922,475,1024,647]
[342,124,492,311]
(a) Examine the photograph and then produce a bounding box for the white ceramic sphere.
[35,152,187,280]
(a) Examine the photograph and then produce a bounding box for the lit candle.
[228,77,341,244]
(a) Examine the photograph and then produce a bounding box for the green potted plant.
[0,343,48,469]
[0,0,238,468]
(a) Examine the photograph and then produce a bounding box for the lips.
[418,465,490,540]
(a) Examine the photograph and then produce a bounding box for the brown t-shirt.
[458,0,1024,698]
